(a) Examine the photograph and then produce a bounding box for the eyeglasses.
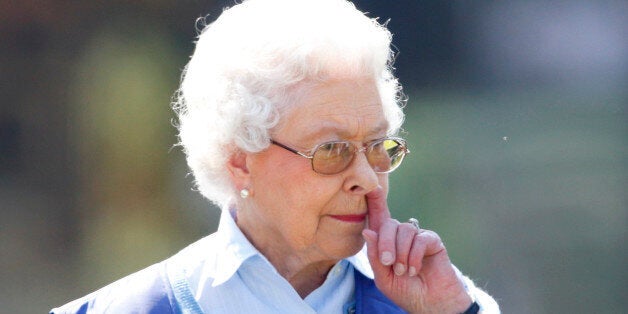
[270,137,409,175]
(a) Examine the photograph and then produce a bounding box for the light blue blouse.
[180,209,500,313]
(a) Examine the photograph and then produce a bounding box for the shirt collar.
[346,245,375,279]
[211,208,260,286]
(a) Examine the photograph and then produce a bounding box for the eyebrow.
[300,120,389,145]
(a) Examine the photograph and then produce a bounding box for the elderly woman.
[53,0,499,313]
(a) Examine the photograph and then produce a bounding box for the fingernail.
[408,266,417,277]
[393,263,406,276]
[381,251,394,265]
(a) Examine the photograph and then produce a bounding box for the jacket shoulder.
[50,262,179,314]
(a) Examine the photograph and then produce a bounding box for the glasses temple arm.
[270,140,313,159]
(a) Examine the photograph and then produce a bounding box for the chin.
[330,235,365,259]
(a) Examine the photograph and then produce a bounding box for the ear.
[226,149,251,191]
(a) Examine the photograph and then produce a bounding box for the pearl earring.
[240,188,249,199]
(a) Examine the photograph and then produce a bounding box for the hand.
[362,187,473,314]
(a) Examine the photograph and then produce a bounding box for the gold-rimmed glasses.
[270,137,409,175]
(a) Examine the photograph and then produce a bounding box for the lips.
[329,214,367,223]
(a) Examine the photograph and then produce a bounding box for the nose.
[355,145,368,154]
[343,148,380,194]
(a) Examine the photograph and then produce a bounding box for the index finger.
[366,186,391,232]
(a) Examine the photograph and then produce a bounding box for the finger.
[408,230,446,276]
[377,219,399,266]
[362,229,391,277]
[418,229,446,257]
[393,223,418,276]
[407,234,425,277]
[366,186,391,232]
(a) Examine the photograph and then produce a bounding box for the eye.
[311,142,355,174]
[316,142,336,155]
[315,142,350,159]
[383,139,401,154]
[370,139,386,152]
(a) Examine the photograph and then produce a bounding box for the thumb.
[366,186,391,232]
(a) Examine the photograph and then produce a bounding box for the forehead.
[277,78,388,143]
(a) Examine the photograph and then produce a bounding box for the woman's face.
[238,77,389,264]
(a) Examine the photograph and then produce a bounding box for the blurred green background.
[1,1,625,313]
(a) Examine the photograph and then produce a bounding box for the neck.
[235,208,337,298]
[286,260,335,298]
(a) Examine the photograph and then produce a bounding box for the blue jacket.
[51,258,405,314]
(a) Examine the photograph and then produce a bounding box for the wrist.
[451,265,480,314]
[451,285,478,314]
[460,301,480,314]
[450,288,474,313]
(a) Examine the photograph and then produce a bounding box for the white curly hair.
[173,0,406,208]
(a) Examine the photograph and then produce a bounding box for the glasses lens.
[312,142,355,174]
[367,138,407,173]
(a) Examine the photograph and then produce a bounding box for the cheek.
[278,181,345,243]
[273,163,343,209]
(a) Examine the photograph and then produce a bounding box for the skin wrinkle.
[284,117,388,151]
[290,113,386,150]
[274,79,389,146]
[295,101,385,143]
[233,77,387,297]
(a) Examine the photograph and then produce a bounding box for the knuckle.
[397,224,415,236]
[421,229,442,242]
